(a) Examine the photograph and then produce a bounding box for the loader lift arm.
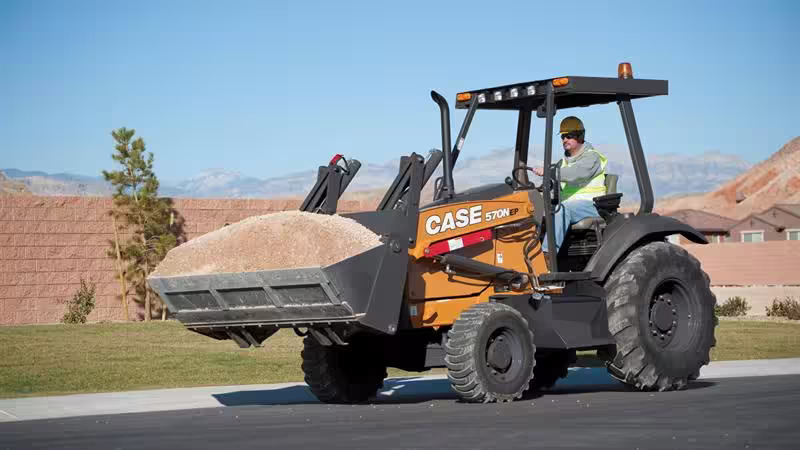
[300,154,362,214]
[377,151,441,212]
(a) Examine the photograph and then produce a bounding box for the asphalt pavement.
[1,359,799,449]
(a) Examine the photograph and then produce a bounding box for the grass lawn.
[1,319,798,399]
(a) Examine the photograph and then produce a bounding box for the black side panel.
[323,241,409,334]
[376,329,444,371]
[494,290,613,350]
[359,239,410,334]
[321,245,388,317]
[335,210,415,335]
[586,214,708,282]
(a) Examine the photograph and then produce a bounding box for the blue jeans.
[541,199,599,254]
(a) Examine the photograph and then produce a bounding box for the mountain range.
[1,146,754,202]
[0,171,31,195]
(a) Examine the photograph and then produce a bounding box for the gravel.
[151,211,382,276]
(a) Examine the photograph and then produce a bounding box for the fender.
[585,213,707,282]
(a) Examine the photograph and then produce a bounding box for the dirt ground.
[712,285,800,316]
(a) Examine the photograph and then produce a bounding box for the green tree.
[103,128,178,321]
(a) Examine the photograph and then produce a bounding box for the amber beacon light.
[618,62,633,79]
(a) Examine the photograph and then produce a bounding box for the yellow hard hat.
[559,116,585,134]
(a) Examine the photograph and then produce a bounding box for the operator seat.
[569,174,619,231]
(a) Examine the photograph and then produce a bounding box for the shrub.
[61,279,97,324]
[714,296,750,317]
[765,296,800,320]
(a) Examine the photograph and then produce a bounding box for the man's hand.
[532,167,544,177]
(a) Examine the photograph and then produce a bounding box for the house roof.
[729,204,800,232]
[663,209,738,233]
[774,204,800,219]
[752,214,785,230]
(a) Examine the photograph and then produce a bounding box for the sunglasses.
[560,132,580,140]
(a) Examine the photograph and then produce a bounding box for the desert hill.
[657,137,800,218]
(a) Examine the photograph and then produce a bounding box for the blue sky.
[1,0,798,183]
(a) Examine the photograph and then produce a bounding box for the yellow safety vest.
[560,148,608,202]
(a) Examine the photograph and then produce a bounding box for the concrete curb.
[1,358,799,423]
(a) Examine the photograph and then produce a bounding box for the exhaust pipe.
[431,91,454,198]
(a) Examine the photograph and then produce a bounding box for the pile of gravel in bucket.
[151,211,382,276]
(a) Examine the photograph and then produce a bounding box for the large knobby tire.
[529,350,576,392]
[604,241,716,391]
[301,336,387,403]
[445,302,535,403]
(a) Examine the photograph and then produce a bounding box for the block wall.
[3,196,799,324]
[684,241,800,286]
[0,196,366,324]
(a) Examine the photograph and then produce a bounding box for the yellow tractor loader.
[149,63,716,403]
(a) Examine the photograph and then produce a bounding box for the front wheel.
[604,241,716,391]
[445,302,535,403]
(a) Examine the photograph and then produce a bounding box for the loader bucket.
[147,210,412,340]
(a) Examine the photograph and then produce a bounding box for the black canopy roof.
[454,76,668,111]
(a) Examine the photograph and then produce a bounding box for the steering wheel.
[511,166,561,199]
[511,166,537,190]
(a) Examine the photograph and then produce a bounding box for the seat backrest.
[605,174,618,194]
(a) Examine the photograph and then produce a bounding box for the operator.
[533,116,607,255]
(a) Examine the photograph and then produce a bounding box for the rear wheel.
[301,336,387,403]
[604,241,716,391]
[529,350,576,391]
[445,302,535,403]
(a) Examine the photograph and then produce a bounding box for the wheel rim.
[647,279,699,349]
[484,327,524,383]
